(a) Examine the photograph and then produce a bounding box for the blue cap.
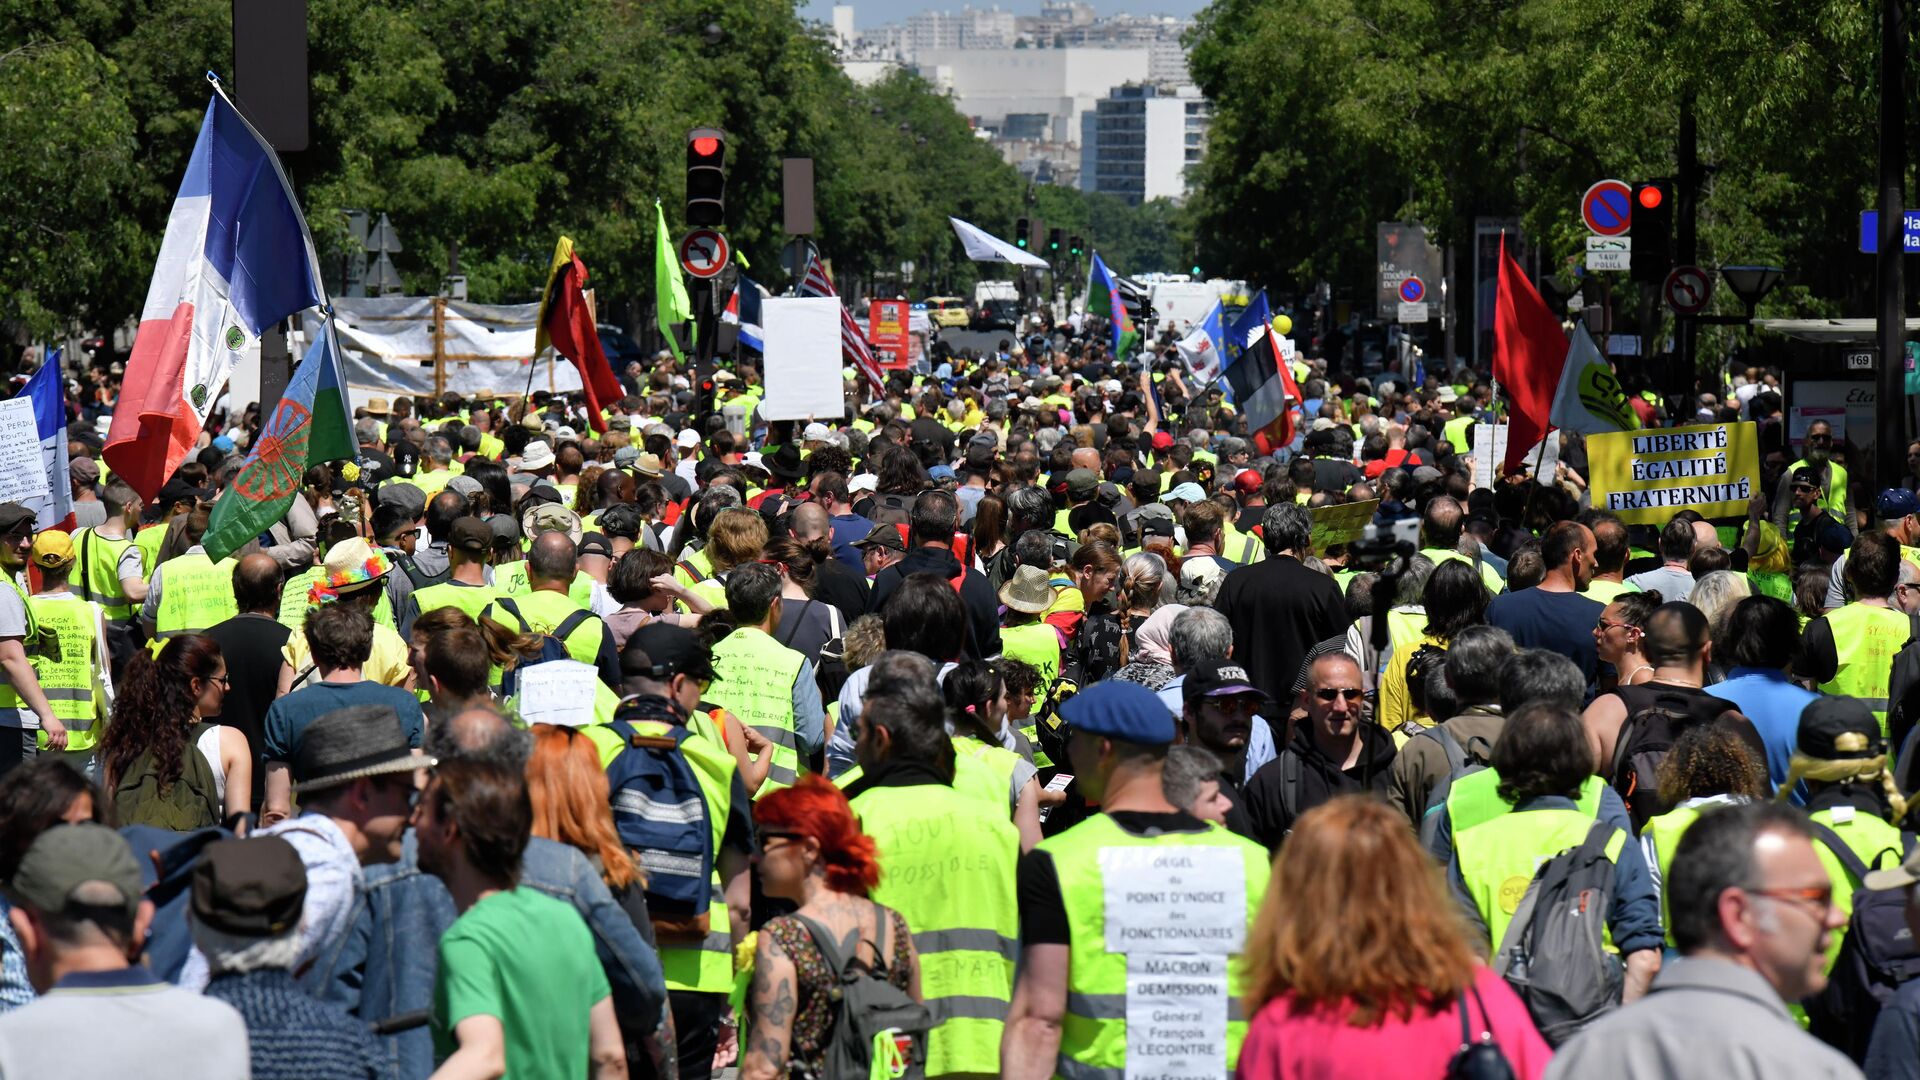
[1878,487,1920,520]
[928,464,955,481]
[211,435,234,452]
[1060,679,1176,746]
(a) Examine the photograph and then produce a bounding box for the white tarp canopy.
[1752,317,1920,344]
[302,296,582,402]
[949,216,1049,270]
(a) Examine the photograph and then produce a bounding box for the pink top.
[1235,965,1551,1080]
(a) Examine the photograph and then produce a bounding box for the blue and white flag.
[1175,300,1227,384]
[21,350,73,530]
[1226,289,1271,361]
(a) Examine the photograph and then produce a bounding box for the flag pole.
[1521,429,1552,520]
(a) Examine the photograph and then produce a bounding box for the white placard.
[1101,846,1247,955]
[1397,301,1429,322]
[1586,251,1630,272]
[0,398,49,504]
[1126,954,1229,1080]
[1470,424,1561,488]
[760,296,847,421]
[515,660,599,727]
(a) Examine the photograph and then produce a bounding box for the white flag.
[1549,324,1638,434]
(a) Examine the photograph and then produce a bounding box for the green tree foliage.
[0,0,1175,343]
[1186,0,1887,324]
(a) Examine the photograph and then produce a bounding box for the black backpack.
[1803,822,1920,1062]
[1607,684,1739,830]
[490,597,594,697]
[793,909,930,1079]
[1493,819,1625,1046]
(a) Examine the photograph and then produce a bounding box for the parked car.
[923,296,971,328]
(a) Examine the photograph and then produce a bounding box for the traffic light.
[686,128,727,227]
[1191,264,1202,277]
[1047,227,1063,253]
[1069,235,1083,257]
[1015,218,1030,249]
[1630,179,1672,284]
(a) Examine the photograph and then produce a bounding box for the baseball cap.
[69,457,100,486]
[1797,697,1884,761]
[449,516,492,554]
[802,422,833,443]
[1233,469,1263,496]
[1879,487,1920,520]
[29,531,74,568]
[848,473,879,495]
[1165,482,1207,504]
[7,823,142,919]
[677,429,702,449]
[1151,431,1175,452]
[444,475,483,500]
[621,623,716,682]
[1182,659,1272,704]
[852,522,906,552]
[1066,468,1100,502]
[1791,466,1821,488]
[578,532,614,559]
[1060,679,1175,746]
[191,836,307,937]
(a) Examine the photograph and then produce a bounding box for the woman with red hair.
[740,775,921,1080]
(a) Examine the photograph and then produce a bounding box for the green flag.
[203,319,354,562]
[655,200,692,363]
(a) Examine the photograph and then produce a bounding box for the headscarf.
[1132,604,1189,668]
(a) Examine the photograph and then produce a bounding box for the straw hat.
[998,564,1055,615]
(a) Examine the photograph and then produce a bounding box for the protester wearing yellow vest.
[611,624,755,1074]
[1771,419,1851,537]
[845,661,1022,1078]
[1003,681,1268,1080]
[0,505,62,759]
[1802,532,1911,737]
[1419,496,1503,594]
[1448,702,1664,1004]
[140,512,239,641]
[705,564,821,798]
[71,482,147,626]
[998,567,1061,766]
[278,539,417,691]
[400,516,500,638]
[23,532,111,767]
[480,532,621,686]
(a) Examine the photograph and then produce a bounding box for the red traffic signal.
[691,135,720,158]
[1636,184,1665,210]
[686,128,727,228]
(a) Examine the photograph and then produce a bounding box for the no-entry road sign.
[1664,265,1714,315]
[1582,180,1634,237]
[679,229,730,278]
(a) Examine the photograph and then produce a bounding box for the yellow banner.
[1587,421,1759,524]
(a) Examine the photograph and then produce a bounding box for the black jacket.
[867,544,1003,661]
[1241,721,1397,849]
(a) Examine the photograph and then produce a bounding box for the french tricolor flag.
[104,77,326,502]
[23,350,72,532]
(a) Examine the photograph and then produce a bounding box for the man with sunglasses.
[1785,466,1854,566]
[0,503,62,774]
[1241,652,1396,848]
[1548,802,1858,1080]
[1772,419,1853,541]
[1176,658,1271,841]
[1820,487,1920,611]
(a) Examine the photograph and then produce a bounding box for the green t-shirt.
[432,886,610,1075]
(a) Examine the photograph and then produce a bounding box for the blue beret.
[1060,679,1176,746]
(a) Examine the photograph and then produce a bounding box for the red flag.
[1248,323,1304,456]
[542,253,623,434]
[1492,235,1568,474]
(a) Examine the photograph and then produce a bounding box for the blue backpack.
[605,716,716,936]
[490,597,593,698]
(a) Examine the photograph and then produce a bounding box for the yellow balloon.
[1273,314,1293,335]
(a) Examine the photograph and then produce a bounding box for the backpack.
[794,909,931,1080]
[1492,819,1624,1046]
[1607,684,1739,830]
[605,715,717,943]
[395,551,450,591]
[112,722,224,832]
[1803,822,1920,1061]
[1416,724,1495,850]
[868,494,913,527]
[491,596,594,697]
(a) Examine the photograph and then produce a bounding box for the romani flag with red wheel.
[201,317,353,562]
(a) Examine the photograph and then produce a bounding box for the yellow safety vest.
[1818,603,1909,736]
[1809,806,1910,974]
[152,551,239,638]
[617,715,740,995]
[1455,804,1628,951]
[493,561,595,608]
[410,579,502,624]
[999,621,1061,768]
[951,735,1022,813]
[0,577,31,714]
[26,595,105,752]
[1038,813,1269,1078]
[1443,768,1604,839]
[478,433,504,460]
[1643,804,1708,947]
[1444,415,1475,453]
[483,591,605,668]
[707,627,805,796]
[134,523,168,579]
[1582,578,1638,606]
[1219,522,1263,565]
[851,779,1020,1076]
[73,528,139,623]
[1419,548,1504,595]
[1787,458,1849,530]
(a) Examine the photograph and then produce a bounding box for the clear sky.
[798,1,1211,30]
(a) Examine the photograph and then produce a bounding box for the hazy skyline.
[798,0,1210,30]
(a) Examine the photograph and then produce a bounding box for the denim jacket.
[519,837,669,1041]
[308,832,455,1080]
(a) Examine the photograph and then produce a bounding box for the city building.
[1081,83,1209,205]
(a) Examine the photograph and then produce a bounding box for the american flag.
[797,253,886,395]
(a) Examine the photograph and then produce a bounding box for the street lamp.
[1720,265,1784,315]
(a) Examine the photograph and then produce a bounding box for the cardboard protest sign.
[1587,421,1759,524]
[1310,499,1380,554]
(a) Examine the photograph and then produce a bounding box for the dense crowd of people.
[1,327,1918,1080]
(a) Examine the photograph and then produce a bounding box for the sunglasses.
[1314,688,1364,703]
[1792,483,1814,492]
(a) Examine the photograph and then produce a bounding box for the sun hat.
[521,503,584,545]
[998,564,1056,615]
[519,440,556,472]
[308,538,394,606]
[634,452,666,479]
[290,704,430,793]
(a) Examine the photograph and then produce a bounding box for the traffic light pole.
[1674,96,1699,405]
[1877,0,1908,492]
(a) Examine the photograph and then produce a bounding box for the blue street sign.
[1858,211,1920,253]
[1399,276,1425,303]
